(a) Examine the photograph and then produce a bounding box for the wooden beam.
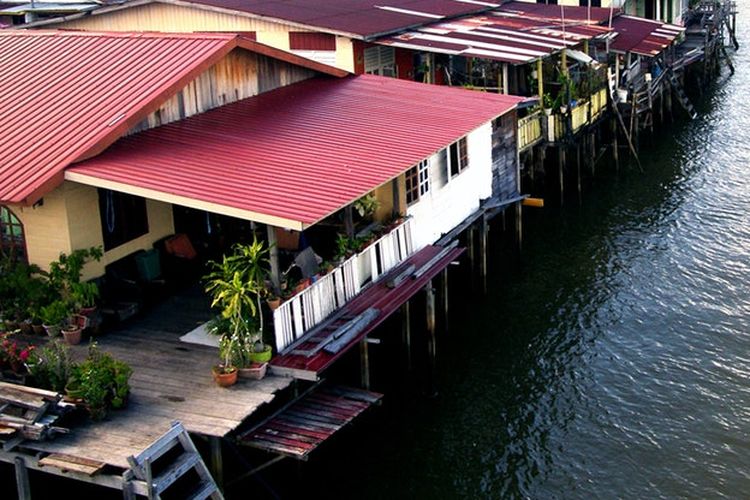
[537,58,544,100]
[210,437,223,493]
[401,302,412,371]
[266,224,281,291]
[441,268,449,334]
[479,217,488,295]
[391,178,401,216]
[515,201,523,255]
[344,206,355,238]
[360,340,370,390]
[425,280,437,397]
[15,457,30,500]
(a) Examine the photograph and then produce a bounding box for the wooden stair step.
[186,479,219,500]
[153,451,201,494]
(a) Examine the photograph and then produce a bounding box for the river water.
[289,8,750,500]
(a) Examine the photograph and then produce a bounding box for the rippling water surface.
[293,6,750,499]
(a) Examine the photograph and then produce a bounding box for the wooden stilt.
[360,340,370,390]
[441,268,449,333]
[266,225,281,291]
[209,437,223,493]
[15,457,30,500]
[611,117,619,173]
[515,201,523,254]
[558,147,565,206]
[576,143,582,204]
[401,302,412,370]
[467,224,477,289]
[479,217,488,295]
[425,280,437,397]
[589,132,596,177]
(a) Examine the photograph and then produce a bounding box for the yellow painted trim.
[64,171,305,231]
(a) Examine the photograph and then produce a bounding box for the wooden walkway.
[240,385,382,460]
[19,287,292,470]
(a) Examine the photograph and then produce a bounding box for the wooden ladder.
[667,71,698,120]
[126,421,223,500]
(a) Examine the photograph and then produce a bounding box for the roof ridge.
[0,29,237,40]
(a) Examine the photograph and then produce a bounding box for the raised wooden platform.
[15,288,292,470]
[270,244,464,380]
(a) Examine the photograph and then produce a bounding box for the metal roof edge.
[64,170,306,230]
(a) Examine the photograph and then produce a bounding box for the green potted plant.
[62,314,84,345]
[204,236,274,384]
[26,340,75,393]
[40,300,69,337]
[353,192,380,220]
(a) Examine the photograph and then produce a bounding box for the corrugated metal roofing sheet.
[610,15,684,56]
[378,5,612,65]
[496,1,617,24]
[182,0,500,38]
[0,30,347,205]
[0,30,235,204]
[68,74,523,230]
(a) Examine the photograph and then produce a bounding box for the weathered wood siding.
[130,50,317,134]
[406,123,494,249]
[11,182,174,280]
[43,2,356,71]
[491,111,520,201]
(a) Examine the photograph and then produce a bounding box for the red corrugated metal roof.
[497,1,618,24]
[68,74,523,229]
[0,30,347,205]
[378,6,611,64]
[180,0,500,38]
[610,15,684,56]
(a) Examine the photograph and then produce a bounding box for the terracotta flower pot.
[238,362,267,380]
[212,366,238,387]
[267,297,281,311]
[62,326,82,345]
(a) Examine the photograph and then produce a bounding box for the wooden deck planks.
[21,287,293,470]
[240,385,383,460]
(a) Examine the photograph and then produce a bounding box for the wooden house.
[0,29,526,493]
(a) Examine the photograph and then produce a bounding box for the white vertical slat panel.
[291,298,303,337]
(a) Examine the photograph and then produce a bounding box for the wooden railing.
[273,218,415,352]
[571,100,591,133]
[547,113,565,142]
[518,111,543,151]
[590,88,607,121]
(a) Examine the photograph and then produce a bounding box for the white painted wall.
[407,122,494,249]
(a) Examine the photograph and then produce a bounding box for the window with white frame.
[405,159,430,205]
[447,137,468,178]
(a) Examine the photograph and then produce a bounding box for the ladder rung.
[186,480,219,500]
[153,451,201,494]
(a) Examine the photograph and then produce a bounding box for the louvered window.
[364,46,396,77]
